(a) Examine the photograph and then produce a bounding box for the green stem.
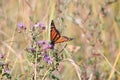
[35,52,37,80]
[42,67,51,80]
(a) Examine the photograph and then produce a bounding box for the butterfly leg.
[58,43,67,54]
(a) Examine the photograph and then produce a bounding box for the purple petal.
[0,54,4,59]
[38,40,48,46]
[18,22,24,28]
[41,25,46,30]
[43,44,52,51]
[43,44,49,50]
[43,54,53,64]
[5,69,10,74]
[33,23,39,28]
[29,47,35,53]
[39,22,46,30]
[39,22,45,27]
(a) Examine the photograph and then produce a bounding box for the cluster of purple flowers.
[42,53,53,64]
[0,54,10,74]
[38,40,52,51]
[38,40,53,64]
[18,22,53,64]
[18,22,46,32]
[33,22,46,30]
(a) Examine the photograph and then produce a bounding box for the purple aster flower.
[43,44,53,51]
[17,22,26,32]
[33,23,39,28]
[39,22,46,30]
[29,47,35,53]
[18,22,26,30]
[41,25,46,30]
[43,44,49,51]
[38,40,52,51]
[38,40,48,46]
[43,54,53,64]
[5,69,10,74]
[0,54,4,59]
[33,22,46,30]
[18,22,24,28]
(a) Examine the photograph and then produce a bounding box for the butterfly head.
[49,41,55,49]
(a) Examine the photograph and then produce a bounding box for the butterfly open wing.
[51,20,60,41]
[50,20,73,49]
[55,36,73,43]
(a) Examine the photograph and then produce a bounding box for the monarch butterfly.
[50,20,73,49]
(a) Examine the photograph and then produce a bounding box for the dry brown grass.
[0,0,120,80]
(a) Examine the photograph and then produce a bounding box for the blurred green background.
[0,0,120,80]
